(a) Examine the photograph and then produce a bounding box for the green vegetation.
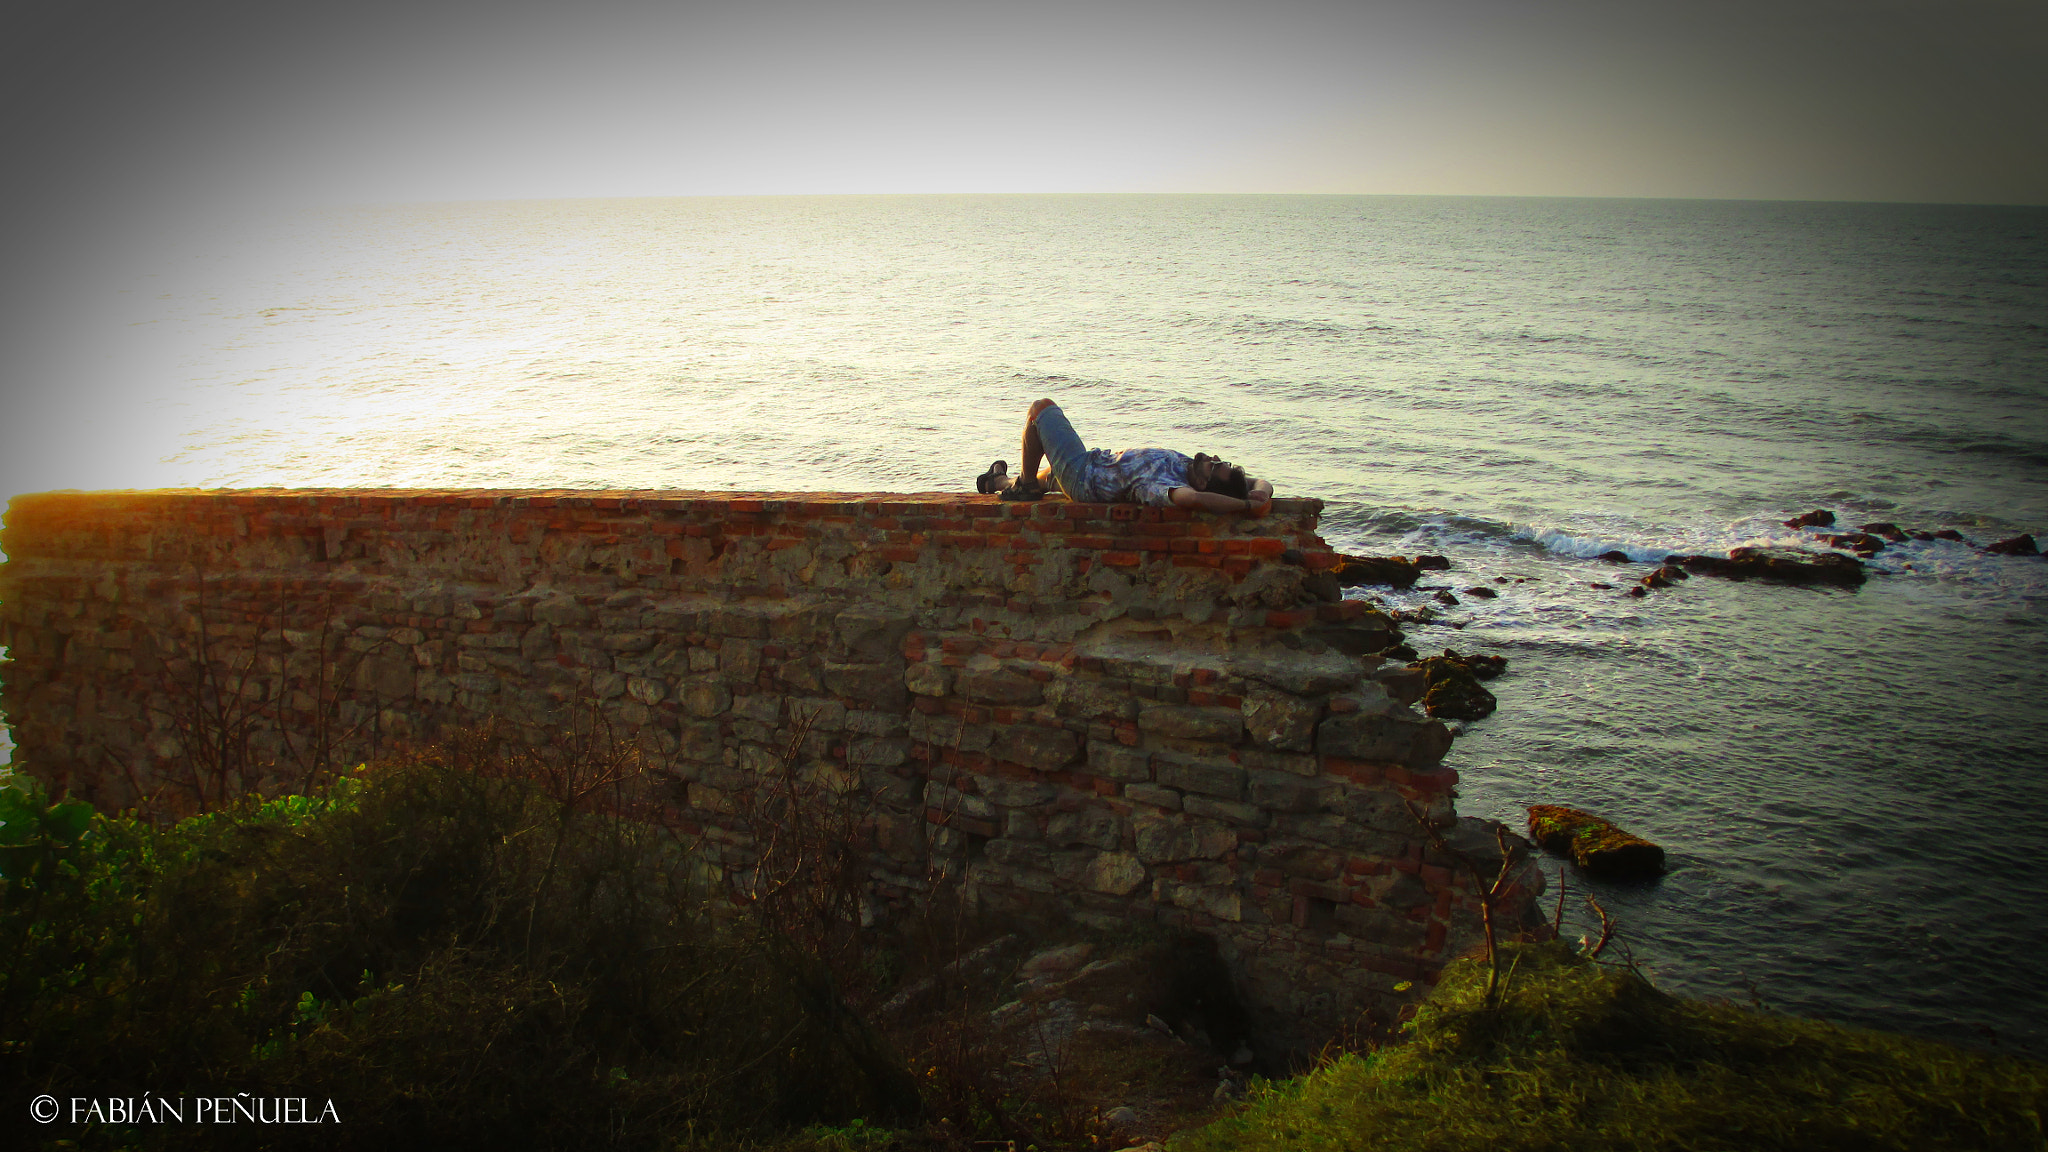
[0,753,914,1151]
[1173,942,2046,1152]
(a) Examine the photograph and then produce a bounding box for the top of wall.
[1,488,1363,649]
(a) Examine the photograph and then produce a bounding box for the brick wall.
[0,488,1545,1053]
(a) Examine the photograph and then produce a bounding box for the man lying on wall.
[976,398,1275,514]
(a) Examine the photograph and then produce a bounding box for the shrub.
[0,749,916,1151]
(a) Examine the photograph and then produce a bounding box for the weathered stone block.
[1344,789,1418,835]
[681,678,731,718]
[1248,772,1329,814]
[627,676,668,706]
[986,838,1051,871]
[519,623,555,661]
[712,608,769,639]
[601,632,655,652]
[353,654,415,698]
[787,696,845,731]
[1239,747,1318,778]
[1086,740,1150,781]
[957,669,1043,707]
[533,596,589,627]
[1155,753,1243,800]
[847,737,910,768]
[1083,852,1146,896]
[1182,795,1269,827]
[994,724,1079,770]
[822,661,908,707]
[926,779,996,819]
[1139,703,1243,743]
[1046,808,1122,850]
[721,640,763,683]
[843,708,906,738]
[831,610,914,662]
[977,776,1057,807]
[1124,783,1182,811]
[909,712,994,752]
[1047,677,1138,721]
[732,692,781,725]
[1133,816,1236,863]
[904,662,952,696]
[1242,685,1319,752]
[1164,881,1242,922]
[1316,708,1453,769]
[676,721,724,763]
[1263,842,1346,881]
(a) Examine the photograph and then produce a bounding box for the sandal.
[999,479,1046,501]
[976,459,1011,494]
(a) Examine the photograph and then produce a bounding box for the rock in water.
[1784,509,1836,529]
[1441,649,1507,680]
[1332,554,1424,589]
[1409,655,1496,721]
[1525,805,1666,878]
[1859,521,1907,542]
[1987,534,2040,556]
[1680,547,1865,587]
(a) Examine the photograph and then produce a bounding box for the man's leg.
[1018,398,1057,491]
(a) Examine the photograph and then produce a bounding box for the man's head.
[1188,453,1250,499]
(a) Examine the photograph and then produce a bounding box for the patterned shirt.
[1059,447,1192,506]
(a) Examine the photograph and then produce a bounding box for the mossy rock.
[1526,804,1666,878]
[1410,655,1497,721]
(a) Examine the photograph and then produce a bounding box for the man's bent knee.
[1027,397,1056,421]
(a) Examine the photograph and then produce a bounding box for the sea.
[11,194,2048,1055]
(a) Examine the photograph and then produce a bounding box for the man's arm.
[1170,479,1272,515]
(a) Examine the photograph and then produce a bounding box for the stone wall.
[0,488,1545,1052]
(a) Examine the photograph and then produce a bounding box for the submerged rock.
[1819,531,1887,556]
[1441,649,1507,680]
[1987,534,2040,556]
[1679,547,1866,587]
[1462,586,1499,599]
[1526,805,1666,878]
[1859,521,1907,542]
[1784,509,1836,529]
[1408,654,1497,721]
[1598,550,1630,564]
[1332,555,1425,589]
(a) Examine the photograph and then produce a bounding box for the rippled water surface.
[24,194,2048,1053]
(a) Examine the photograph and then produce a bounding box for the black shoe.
[976,460,1011,493]
[999,479,1046,502]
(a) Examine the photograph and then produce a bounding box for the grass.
[1171,941,2047,1152]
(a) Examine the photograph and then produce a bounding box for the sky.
[0,0,2044,498]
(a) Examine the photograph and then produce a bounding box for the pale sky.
[1,0,2044,499]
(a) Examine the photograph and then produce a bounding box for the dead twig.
[1405,801,1528,1009]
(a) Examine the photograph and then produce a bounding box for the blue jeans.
[1032,402,1093,499]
